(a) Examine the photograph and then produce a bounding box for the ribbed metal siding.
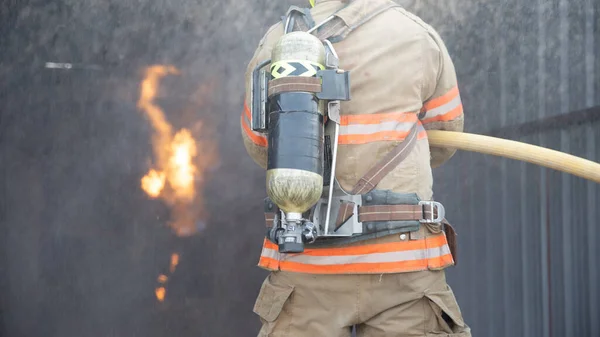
[406,0,598,336]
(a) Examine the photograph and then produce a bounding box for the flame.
[167,130,197,201]
[139,65,218,303]
[141,169,166,198]
[154,254,181,302]
[137,65,217,236]
[170,253,180,273]
[155,287,166,302]
[158,274,168,283]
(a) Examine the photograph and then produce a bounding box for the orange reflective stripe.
[337,111,429,145]
[263,239,278,250]
[258,255,453,274]
[249,105,427,145]
[339,126,427,145]
[243,101,252,120]
[428,253,455,269]
[421,103,463,124]
[340,111,415,125]
[295,234,447,256]
[241,114,267,147]
[258,255,280,270]
[263,235,447,256]
[421,86,463,124]
[258,235,454,274]
[423,86,459,111]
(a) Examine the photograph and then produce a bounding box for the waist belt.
[264,189,446,247]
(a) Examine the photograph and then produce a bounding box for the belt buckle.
[418,201,445,224]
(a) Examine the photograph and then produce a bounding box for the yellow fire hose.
[426,130,600,184]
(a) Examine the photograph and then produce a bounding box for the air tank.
[266,31,326,218]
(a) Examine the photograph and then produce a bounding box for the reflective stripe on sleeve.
[420,86,464,124]
[241,102,268,147]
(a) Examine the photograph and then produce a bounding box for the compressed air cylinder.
[266,32,326,214]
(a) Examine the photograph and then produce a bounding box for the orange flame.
[170,253,180,273]
[137,65,217,236]
[141,169,166,198]
[167,131,197,201]
[139,66,217,303]
[154,253,181,302]
[155,287,166,302]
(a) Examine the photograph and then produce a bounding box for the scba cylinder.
[266,32,326,216]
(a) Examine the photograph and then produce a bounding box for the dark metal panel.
[499,3,526,335]
[520,134,546,337]
[593,0,600,109]
[591,123,600,337]
[545,133,565,337]
[567,0,588,113]
[570,127,592,337]
[406,1,597,337]
[483,10,504,334]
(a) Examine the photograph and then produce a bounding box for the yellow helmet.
[309,0,315,7]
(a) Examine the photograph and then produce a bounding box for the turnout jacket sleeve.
[240,23,282,169]
[420,29,465,168]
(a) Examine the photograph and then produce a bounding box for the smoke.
[3,1,597,337]
[0,1,487,336]
[0,1,304,336]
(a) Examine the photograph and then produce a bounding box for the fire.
[168,130,197,201]
[137,65,217,236]
[141,169,166,198]
[138,65,217,303]
[137,65,220,303]
[155,287,166,302]
[170,253,180,273]
[154,254,181,302]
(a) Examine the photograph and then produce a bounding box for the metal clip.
[250,59,271,132]
[323,40,339,69]
[418,201,445,224]
[327,101,341,124]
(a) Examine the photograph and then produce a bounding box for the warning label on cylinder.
[270,60,324,79]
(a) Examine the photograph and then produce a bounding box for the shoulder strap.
[350,122,419,195]
[314,0,402,42]
[281,6,316,33]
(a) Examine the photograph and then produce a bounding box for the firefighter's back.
[244,2,470,336]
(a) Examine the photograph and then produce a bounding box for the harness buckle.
[418,201,445,224]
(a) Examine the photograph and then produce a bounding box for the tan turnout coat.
[240,0,465,275]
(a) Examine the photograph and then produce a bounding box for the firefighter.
[240,0,471,336]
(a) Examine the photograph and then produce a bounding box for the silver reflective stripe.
[261,247,281,261]
[423,95,462,119]
[339,121,426,138]
[340,119,414,135]
[267,245,451,265]
[242,113,251,127]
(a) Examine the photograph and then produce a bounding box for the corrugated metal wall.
[405,1,599,336]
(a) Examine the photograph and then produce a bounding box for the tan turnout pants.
[253,269,471,337]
